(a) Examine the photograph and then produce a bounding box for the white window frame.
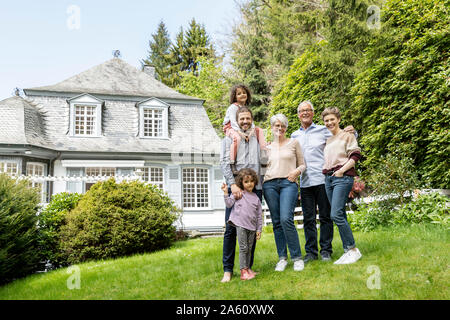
[0,161,19,175]
[26,162,47,203]
[85,167,116,177]
[74,104,97,136]
[137,98,169,139]
[139,166,165,191]
[182,167,210,210]
[68,93,103,137]
[84,167,116,192]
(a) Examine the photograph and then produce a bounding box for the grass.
[0,224,448,300]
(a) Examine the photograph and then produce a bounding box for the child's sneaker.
[275,259,288,272]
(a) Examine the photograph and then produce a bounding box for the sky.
[0,0,240,100]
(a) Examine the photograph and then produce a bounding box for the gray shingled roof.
[1,58,221,156]
[24,58,202,101]
[0,96,52,149]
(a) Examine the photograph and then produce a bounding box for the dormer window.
[68,93,103,137]
[137,97,169,139]
[143,108,163,137]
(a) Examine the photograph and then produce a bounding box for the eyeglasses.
[298,109,313,114]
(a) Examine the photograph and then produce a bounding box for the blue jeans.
[222,188,262,273]
[324,175,356,252]
[263,178,302,261]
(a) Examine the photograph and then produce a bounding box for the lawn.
[0,224,448,300]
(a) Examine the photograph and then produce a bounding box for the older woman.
[321,107,362,265]
[263,114,306,272]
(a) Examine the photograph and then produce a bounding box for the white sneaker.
[334,248,362,265]
[293,259,304,271]
[275,259,288,272]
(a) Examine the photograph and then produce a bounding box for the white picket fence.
[262,204,354,229]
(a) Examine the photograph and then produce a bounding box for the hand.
[343,125,355,135]
[221,183,228,195]
[231,184,243,200]
[332,169,344,177]
[287,168,301,182]
[256,232,261,240]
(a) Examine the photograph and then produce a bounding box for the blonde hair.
[321,107,341,120]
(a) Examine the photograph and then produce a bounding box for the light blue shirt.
[291,123,331,188]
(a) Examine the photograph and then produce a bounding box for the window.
[68,93,103,137]
[0,161,19,175]
[143,108,163,137]
[139,167,164,190]
[74,105,96,135]
[26,163,46,202]
[182,168,209,208]
[85,167,115,191]
[85,167,116,177]
[137,98,169,139]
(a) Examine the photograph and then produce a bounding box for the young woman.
[321,107,362,265]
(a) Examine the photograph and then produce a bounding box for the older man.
[291,101,355,263]
[219,107,264,282]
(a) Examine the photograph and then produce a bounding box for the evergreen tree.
[183,18,216,75]
[165,27,186,87]
[146,19,216,88]
[142,20,172,84]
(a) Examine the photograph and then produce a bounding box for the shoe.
[275,259,288,272]
[334,248,362,265]
[293,259,304,271]
[248,269,258,276]
[240,268,255,280]
[303,254,318,263]
[320,252,332,261]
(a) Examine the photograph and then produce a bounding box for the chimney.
[143,65,156,78]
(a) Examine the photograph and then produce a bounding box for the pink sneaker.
[240,268,255,280]
[248,269,258,276]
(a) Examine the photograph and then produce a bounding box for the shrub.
[348,201,393,232]
[361,153,421,210]
[349,192,449,231]
[393,192,449,226]
[347,0,450,188]
[37,192,82,268]
[0,174,41,284]
[59,179,181,264]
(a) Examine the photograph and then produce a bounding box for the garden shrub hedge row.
[1,176,181,284]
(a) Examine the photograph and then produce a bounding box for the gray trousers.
[236,226,256,270]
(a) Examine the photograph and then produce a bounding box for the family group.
[219,84,362,282]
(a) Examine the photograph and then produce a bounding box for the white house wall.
[51,159,226,232]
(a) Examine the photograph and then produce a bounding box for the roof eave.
[23,89,204,105]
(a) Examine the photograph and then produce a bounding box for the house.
[0,57,226,232]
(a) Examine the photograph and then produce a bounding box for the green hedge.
[37,192,82,268]
[347,0,450,188]
[0,174,41,284]
[59,179,181,264]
